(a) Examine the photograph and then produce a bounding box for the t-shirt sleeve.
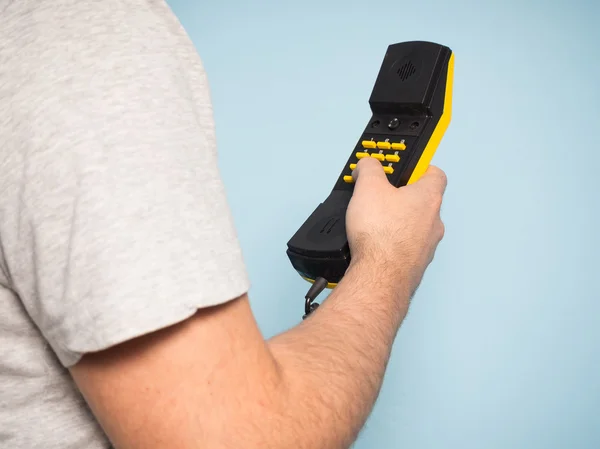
[0,4,250,367]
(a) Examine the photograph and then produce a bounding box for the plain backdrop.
[167,1,600,448]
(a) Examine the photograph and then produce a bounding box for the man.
[0,1,447,448]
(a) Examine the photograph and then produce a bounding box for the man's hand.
[70,160,448,449]
[347,157,447,297]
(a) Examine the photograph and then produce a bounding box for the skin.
[70,156,447,449]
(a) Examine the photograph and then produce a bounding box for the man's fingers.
[415,165,447,196]
[353,159,447,199]
[352,157,388,188]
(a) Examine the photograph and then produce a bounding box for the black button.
[388,118,400,130]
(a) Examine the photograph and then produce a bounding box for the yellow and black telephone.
[286,41,454,317]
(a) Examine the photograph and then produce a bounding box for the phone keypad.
[343,139,406,184]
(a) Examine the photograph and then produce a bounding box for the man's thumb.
[352,157,388,187]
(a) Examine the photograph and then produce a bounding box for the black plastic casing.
[286,41,452,285]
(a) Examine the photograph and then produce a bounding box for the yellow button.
[343,175,354,183]
[377,141,391,150]
[361,140,376,149]
[349,163,357,170]
[383,166,394,174]
[385,154,400,163]
[356,152,369,159]
[371,153,385,161]
[391,142,406,150]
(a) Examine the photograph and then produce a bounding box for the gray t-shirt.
[0,1,250,447]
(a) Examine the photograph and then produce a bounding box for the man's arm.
[71,271,399,449]
[70,159,447,449]
[1,4,445,447]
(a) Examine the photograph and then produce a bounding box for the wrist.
[347,254,414,296]
[334,258,413,317]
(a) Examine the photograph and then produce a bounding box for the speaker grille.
[397,60,416,81]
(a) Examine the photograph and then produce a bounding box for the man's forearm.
[68,261,414,449]
[267,261,412,448]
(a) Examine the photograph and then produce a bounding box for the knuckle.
[438,169,448,187]
[427,165,447,191]
[429,164,446,178]
[428,191,443,209]
[436,167,448,184]
[438,221,445,240]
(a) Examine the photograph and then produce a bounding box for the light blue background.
[168,1,600,447]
